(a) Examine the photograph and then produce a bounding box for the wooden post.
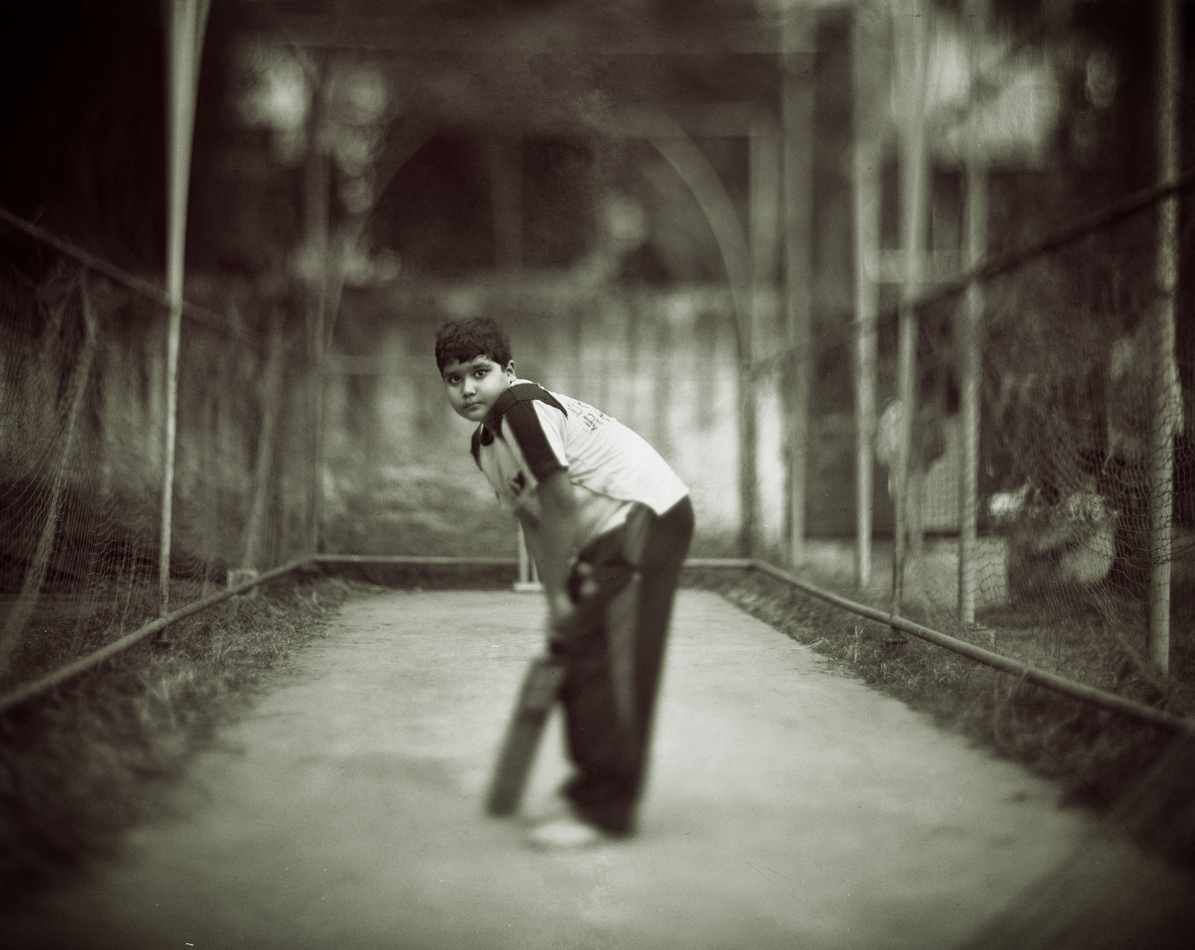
[160,0,211,616]
[959,160,986,624]
[892,0,930,612]
[739,303,758,559]
[781,10,816,568]
[959,0,989,625]
[299,56,333,560]
[750,113,782,558]
[1149,0,1181,673]
[304,141,330,556]
[851,5,885,588]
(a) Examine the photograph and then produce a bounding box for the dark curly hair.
[434,317,513,373]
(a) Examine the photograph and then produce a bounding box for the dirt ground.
[7,588,1195,950]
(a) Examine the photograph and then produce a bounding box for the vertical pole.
[781,9,816,567]
[892,0,930,612]
[515,524,542,592]
[160,0,211,617]
[738,296,757,559]
[959,0,989,625]
[851,5,884,588]
[750,114,781,557]
[304,143,330,556]
[959,161,986,623]
[241,320,285,573]
[1149,0,1181,673]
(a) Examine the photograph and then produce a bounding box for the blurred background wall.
[2,0,1192,586]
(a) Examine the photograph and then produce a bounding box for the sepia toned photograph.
[1,1,1194,947]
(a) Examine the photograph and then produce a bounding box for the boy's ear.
[504,360,516,378]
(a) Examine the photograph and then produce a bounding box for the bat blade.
[485,654,565,816]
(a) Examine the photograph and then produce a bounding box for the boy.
[435,316,694,849]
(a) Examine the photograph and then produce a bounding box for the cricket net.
[0,234,314,691]
[884,176,1195,682]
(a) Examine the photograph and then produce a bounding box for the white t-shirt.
[471,381,689,548]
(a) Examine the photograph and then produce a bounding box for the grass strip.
[0,571,351,906]
[688,566,1195,872]
[751,560,1195,736]
[0,559,312,716]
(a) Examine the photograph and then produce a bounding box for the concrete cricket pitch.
[7,588,1195,949]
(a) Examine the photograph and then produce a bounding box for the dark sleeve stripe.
[470,428,481,468]
[494,383,565,417]
[503,400,567,482]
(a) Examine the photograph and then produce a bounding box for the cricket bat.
[484,652,565,816]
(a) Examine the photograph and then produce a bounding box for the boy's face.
[441,355,516,424]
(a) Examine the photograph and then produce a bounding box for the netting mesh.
[0,245,313,689]
[884,192,1195,678]
[6,187,1186,695]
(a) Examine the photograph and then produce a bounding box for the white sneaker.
[525,816,613,850]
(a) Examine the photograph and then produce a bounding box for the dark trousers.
[557,496,694,835]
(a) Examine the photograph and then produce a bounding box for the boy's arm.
[516,471,578,635]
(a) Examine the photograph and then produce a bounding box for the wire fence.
[803,168,1195,693]
[0,220,315,695]
[3,168,1194,722]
